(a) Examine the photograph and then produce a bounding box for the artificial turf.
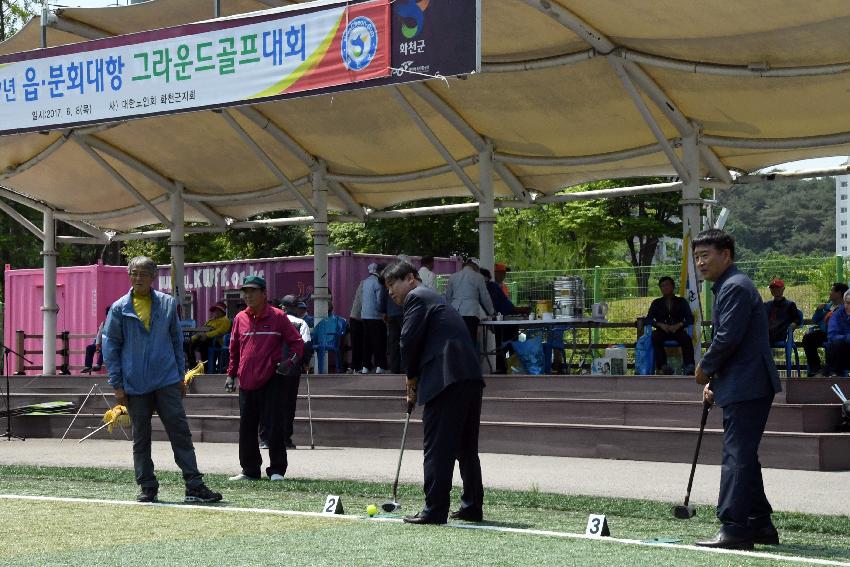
[0,465,848,566]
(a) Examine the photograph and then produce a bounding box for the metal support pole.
[680,128,702,242]
[214,0,221,18]
[478,145,495,273]
[40,7,48,48]
[837,255,845,284]
[312,164,330,326]
[170,183,186,315]
[42,210,58,374]
[592,266,601,352]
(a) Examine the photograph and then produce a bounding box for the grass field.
[1,465,848,566]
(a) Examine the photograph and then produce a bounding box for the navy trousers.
[717,395,774,536]
[421,380,484,522]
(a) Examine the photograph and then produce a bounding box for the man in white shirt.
[418,255,437,290]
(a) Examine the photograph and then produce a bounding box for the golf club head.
[381,501,400,513]
[672,504,696,519]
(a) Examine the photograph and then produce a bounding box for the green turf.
[1,465,848,566]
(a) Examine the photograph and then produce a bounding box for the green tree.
[1,0,37,41]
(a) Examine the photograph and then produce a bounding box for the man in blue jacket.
[103,256,221,504]
[384,260,485,525]
[693,230,781,550]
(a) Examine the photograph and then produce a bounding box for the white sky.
[40,1,850,175]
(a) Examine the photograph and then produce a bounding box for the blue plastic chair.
[207,332,230,373]
[643,319,693,368]
[771,309,803,378]
[313,315,347,373]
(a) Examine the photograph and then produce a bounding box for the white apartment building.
[837,161,850,255]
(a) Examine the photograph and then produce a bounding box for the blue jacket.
[102,288,185,395]
[361,274,385,320]
[700,266,781,407]
[828,308,850,343]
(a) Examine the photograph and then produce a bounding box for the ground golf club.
[673,399,712,519]
[382,401,415,513]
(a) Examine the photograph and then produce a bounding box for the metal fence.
[436,256,847,355]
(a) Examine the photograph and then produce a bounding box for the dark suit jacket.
[400,285,484,406]
[700,266,781,407]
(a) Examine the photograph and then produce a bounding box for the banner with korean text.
[0,0,390,136]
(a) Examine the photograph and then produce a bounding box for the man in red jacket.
[225,275,304,482]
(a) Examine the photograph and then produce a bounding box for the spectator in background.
[81,307,110,374]
[646,276,695,375]
[296,301,314,328]
[360,263,388,374]
[348,280,365,374]
[763,278,802,345]
[103,256,222,504]
[184,301,231,368]
[826,290,850,377]
[418,255,437,290]
[494,263,511,299]
[481,268,517,374]
[803,282,848,376]
[444,257,494,342]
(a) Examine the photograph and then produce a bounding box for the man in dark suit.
[382,260,485,525]
[693,229,782,550]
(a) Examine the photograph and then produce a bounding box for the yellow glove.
[184,360,205,386]
[103,404,130,433]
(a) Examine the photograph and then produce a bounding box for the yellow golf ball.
[366,504,378,517]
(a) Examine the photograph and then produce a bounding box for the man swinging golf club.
[383,260,485,525]
[692,229,781,550]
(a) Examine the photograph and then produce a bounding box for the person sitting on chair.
[763,278,802,345]
[646,276,695,375]
[803,282,847,376]
[825,290,850,376]
[184,301,231,367]
[82,307,110,374]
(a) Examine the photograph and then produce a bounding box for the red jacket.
[227,304,304,391]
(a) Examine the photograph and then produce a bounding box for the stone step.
[16,412,850,471]
[7,389,843,433]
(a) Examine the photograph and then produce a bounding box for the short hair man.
[693,229,781,549]
[646,276,695,374]
[383,260,485,525]
[102,256,221,504]
[803,282,848,376]
[444,257,494,343]
[763,278,803,345]
[225,276,304,481]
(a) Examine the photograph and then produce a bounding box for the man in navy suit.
[693,229,782,550]
[383,260,485,525]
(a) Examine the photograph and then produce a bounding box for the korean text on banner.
[680,232,703,363]
[0,0,390,136]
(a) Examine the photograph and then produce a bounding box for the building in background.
[836,159,850,255]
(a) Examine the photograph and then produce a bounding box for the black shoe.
[695,530,754,550]
[136,486,158,503]
[185,484,223,503]
[259,440,269,450]
[80,367,92,375]
[449,508,483,522]
[285,440,296,449]
[752,525,780,545]
[403,511,446,525]
[92,365,102,371]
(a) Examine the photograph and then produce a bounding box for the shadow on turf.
[774,543,850,561]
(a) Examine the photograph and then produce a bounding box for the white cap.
[367,263,379,275]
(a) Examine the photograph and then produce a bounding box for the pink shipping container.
[155,251,461,323]
[3,261,131,375]
[4,253,461,374]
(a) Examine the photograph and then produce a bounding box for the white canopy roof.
[2,0,850,235]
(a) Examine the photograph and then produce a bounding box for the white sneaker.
[360,367,369,374]
[228,473,260,481]
[269,473,285,481]
[375,367,385,374]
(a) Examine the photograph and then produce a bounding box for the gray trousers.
[126,382,203,490]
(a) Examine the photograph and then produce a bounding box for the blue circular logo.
[341,16,378,71]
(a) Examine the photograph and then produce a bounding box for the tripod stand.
[3,344,33,441]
